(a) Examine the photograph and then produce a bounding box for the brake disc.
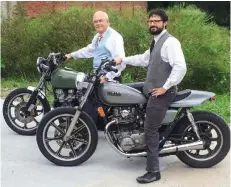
[14,102,34,123]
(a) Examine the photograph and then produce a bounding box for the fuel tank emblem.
[107,91,121,96]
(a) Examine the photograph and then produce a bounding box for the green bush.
[1,5,230,94]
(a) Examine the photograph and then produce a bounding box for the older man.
[65,11,126,129]
[65,11,126,82]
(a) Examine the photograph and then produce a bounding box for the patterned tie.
[150,38,155,55]
[98,34,103,44]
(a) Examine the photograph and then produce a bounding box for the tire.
[176,111,230,168]
[36,107,98,166]
[3,88,51,136]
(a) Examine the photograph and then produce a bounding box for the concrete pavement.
[1,99,230,187]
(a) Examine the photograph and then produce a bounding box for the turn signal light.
[98,107,105,117]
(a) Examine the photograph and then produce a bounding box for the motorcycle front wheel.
[3,88,51,135]
[36,107,98,166]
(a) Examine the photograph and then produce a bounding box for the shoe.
[136,172,161,184]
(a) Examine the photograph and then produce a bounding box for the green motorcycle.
[3,53,81,135]
[3,53,142,135]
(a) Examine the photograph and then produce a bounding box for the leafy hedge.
[1,5,230,94]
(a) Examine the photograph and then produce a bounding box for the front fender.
[27,86,51,112]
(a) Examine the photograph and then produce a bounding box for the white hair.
[93,11,109,20]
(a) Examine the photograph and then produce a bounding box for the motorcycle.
[3,52,144,135]
[36,57,230,168]
[2,53,79,135]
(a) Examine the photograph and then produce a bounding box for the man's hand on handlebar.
[113,57,123,65]
[65,54,72,61]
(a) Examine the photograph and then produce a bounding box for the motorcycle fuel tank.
[51,68,78,89]
[98,82,147,106]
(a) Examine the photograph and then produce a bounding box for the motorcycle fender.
[27,86,46,100]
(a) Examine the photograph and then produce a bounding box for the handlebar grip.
[40,64,49,71]
[105,65,118,73]
[108,60,116,66]
[62,55,67,61]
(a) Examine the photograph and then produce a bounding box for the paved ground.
[1,99,230,187]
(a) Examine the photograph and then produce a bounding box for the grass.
[1,78,230,124]
[1,77,54,104]
[193,94,230,124]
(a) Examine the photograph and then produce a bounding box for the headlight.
[36,57,47,74]
[76,72,86,83]
[36,57,41,73]
[75,72,88,89]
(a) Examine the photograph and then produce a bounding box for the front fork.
[186,109,201,140]
[24,74,45,113]
[63,83,94,142]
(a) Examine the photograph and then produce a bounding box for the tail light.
[210,96,216,101]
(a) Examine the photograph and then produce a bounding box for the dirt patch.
[1,87,15,99]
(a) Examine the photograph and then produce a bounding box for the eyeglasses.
[93,19,107,24]
[147,20,163,24]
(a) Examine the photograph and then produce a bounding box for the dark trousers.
[83,75,122,125]
[145,87,177,172]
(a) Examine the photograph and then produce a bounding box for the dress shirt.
[122,29,187,90]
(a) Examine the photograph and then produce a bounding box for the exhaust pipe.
[105,120,204,157]
[159,141,204,154]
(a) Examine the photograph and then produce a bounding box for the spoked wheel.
[176,111,230,168]
[36,107,98,166]
[3,88,50,135]
[182,121,223,160]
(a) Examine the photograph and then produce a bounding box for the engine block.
[117,129,146,152]
[113,107,137,124]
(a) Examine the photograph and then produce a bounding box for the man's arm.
[67,36,97,60]
[114,49,150,67]
[162,37,187,90]
[70,43,95,59]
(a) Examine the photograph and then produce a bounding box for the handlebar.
[107,60,116,66]
[104,64,118,73]
[48,52,67,65]
[39,63,49,71]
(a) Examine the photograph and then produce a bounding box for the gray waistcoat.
[143,32,173,95]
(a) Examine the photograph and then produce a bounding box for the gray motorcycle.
[36,58,230,169]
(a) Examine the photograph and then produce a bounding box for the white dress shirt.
[122,29,187,90]
[71,27,126,81]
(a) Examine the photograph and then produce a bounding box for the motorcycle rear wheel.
[176,111,230,168]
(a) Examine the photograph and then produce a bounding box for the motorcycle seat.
[125,82,145,92]
[173,89,191,102]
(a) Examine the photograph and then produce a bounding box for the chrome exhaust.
[104,120,204,157]
[159,141,204,154]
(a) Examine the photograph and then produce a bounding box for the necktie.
[98,34,103,44]
[150,39,155,55]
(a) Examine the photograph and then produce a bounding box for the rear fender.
[170,90,215,108]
